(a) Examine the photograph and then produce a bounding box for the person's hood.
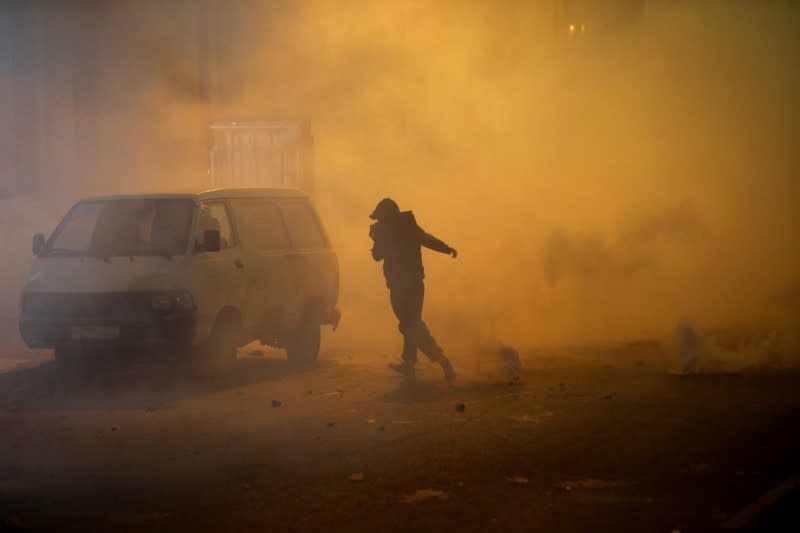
[369,198,400,221]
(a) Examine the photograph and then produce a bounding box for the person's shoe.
[440,357,456,381]
[389,360,415,379]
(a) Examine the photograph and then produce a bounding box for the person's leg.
[418,325,456,380]
[388,284,417,378]
[400,280,425,364]
[418,322,443,361]
[390,285,419,365]
[416,283,456,380]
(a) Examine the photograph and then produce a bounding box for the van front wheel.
[286,315,321,365]
[54,343,84,369]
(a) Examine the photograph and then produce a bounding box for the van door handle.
[234,259,244,269]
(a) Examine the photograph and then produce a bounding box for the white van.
[19,188,340,366]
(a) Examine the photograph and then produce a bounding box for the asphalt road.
[0,342,798,532]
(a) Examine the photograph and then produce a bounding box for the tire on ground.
[203,309,242,368]
[286,307,321,365]
[54,343,89,372]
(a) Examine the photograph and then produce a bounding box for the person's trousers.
[389,279,444,364]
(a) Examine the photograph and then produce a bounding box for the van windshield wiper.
[45,248,84,255]
[81,249,176,261]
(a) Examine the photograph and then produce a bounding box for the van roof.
[81,187,309,202]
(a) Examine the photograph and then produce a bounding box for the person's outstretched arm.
[420,228,457,258]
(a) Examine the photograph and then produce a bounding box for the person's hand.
[449,247,458,258]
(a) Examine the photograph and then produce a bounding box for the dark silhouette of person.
[369,198,457,380]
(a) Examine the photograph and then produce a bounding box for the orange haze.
[1,0,798,358]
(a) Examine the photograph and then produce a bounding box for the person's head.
[370,198,400,221]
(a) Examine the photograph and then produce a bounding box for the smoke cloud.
[1,0,799,362]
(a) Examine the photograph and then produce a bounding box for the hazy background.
[1,0,798,361]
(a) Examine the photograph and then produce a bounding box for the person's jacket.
[370,211,451,288]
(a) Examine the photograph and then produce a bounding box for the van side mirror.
[203,229,221,252]
[32,233,45,256]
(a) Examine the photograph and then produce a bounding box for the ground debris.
[111,512,171,522]
[510,411,554,424]
[3,514,22,529]
[557,478,626,491]
[349,473,365,482]
[399,489,449,503]
[507,476,529,485]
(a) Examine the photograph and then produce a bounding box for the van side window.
[194,202,234,252]
[280,201,326,249]
[236,202,289,251]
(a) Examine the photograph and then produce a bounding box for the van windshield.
[45,199,194,257]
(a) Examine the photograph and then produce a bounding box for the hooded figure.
[369,198,457,380]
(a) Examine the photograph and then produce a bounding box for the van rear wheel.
[203,311,241,369]
[286,314,321,365]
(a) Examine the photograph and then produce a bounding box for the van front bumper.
[19,312,195,350]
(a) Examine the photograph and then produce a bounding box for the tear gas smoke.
[667,319,800,374]
[1,1,798,366]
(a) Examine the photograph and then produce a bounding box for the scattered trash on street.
[111,512,172,522]
[557,478,626,491]
[399,489,449,503]
[510,411,554,424]
[3,515,22,529]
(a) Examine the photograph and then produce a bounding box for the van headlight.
[151,291,195,313]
